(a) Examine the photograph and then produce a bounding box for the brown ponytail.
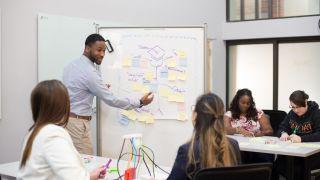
[20,80,70,168]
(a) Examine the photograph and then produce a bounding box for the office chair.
[192,163,273,180]
[263,110,287,136]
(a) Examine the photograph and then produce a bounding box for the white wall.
[0,0,225,163]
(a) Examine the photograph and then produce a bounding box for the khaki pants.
[65,117,93,155]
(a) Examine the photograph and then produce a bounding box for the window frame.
[226,36,320,109]
[227,0,320,22]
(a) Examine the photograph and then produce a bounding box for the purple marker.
[104,159,112,170]
[99,159,112,178]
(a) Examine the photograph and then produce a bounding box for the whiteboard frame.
[96,25,209,156]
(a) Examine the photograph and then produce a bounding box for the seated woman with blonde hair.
[18,80,105,180]
[168,93,241,180]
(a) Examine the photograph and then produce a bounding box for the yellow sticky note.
[132,83,142,91]
[141,86,149,94]
[138,115,147,122]
[145,71,153,81]
[178,112,187,121]
[127,111,137,121]
[121,110,137,121]
[175,93,185,102]
[121,110,130,117]
[168,71,177,81]
[177,72,187,81]
[159,87,170,98]
[166,58,177,68]
[122,58,132,67]
[178,51,186,58]
[168,93,185,102]
[145,115,155,124]
[168,92,176,102]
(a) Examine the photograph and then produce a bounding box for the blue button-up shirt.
[63,55,140,116]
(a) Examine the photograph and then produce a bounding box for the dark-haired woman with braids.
[274,90,320,180]
[17,80,106,180]
[224,88,273,137]
[224,88,274,163]
[168,93,241,180]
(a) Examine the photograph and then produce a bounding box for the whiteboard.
[99,27,206,166]
[38,13,97,81]
[37,13,108,155]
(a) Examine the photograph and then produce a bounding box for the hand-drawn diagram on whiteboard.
[100,28,205,125]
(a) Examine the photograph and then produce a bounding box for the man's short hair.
[85,34,106,46]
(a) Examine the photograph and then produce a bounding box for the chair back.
[263,110,287,136]
[193,163,273,180]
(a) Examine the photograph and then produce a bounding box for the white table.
[228,135,320,180]
[0,154,171,180]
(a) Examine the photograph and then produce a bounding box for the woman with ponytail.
[18,80,106,180]
[168,93,241,180]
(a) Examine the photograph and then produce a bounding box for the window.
[278,42,320,111]
[227,37,320,110]
[228,0,320,21]
[228,44,273,109]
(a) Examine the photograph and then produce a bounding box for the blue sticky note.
[179,58,188,67]
[132,59,140,67]
[119,115,130,126]
[149,84,158,93]
[160,68,168,78]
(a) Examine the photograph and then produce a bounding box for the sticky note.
[168,71,177,81]
[177,103,186,111]
[132,83,143,91]
[159,87,170,97]
[140,59,149,68]
[141,86,149,94]
[132,59,140,67]
[122,58,132,67]
[145,71,154,81]
[119,115,130,125]
[149,84,158,93]
[160,68,168,78]
[168,93,185,102]
[127,111,137,121]
[121,110,137,121]
[179,58,188,67]
[175,93,185,102]
[121,110,131,117]
[166,58,177,68]
[138,115,146,122]
[177,50,186,58]
[178,112,187,121]
[145,115,155,124]
[177,72,187,81]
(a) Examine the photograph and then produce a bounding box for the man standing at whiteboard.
[63,33,154,154]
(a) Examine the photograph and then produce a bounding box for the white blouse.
[17,124,90,180]
[225,109,264,133]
